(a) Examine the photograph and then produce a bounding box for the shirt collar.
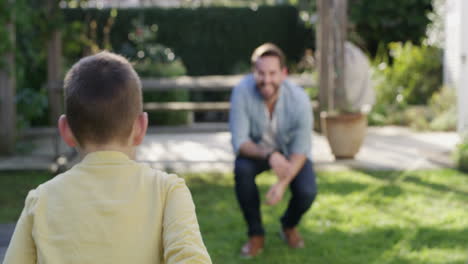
[81,151,134,165]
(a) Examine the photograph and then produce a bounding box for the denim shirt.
[229,74,313,159]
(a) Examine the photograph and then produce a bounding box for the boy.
[3,52,212,264]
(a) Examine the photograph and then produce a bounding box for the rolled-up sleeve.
[288,97,313,156]
[3,190,38,264]
[162,176,212,264]
[229,85,250,155]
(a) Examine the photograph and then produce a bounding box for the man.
[229,43,317,258]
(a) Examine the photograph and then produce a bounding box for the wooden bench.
[141,74,317,123]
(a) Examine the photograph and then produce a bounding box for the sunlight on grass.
[1,169,467,263]
[185,169,468,264]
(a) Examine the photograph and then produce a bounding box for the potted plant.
[321,110,369,159]
[320,42,374,159]
[316,0,374,159]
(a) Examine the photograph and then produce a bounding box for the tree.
[0,0,16,154]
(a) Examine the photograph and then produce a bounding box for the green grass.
[185,169,468,264]
[1,169,468,263]
[0,171,54,222]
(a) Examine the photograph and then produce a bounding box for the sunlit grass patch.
[186,169,468,264]
[1,169,467,263]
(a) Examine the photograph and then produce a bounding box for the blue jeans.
[234,156,317,236]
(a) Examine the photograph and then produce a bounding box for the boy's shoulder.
[146,166,185,189]
[19,172,69,213]
[126,161,187,195]
[29,171,70,194]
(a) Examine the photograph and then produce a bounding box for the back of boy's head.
[64,51,142,147]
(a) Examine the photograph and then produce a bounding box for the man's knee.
[234,158,258,185]
[294,185,317,203]
[293,160,317,198]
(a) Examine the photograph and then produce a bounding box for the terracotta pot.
[320,112,367,159]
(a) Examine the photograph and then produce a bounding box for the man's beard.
[257,82,280,101]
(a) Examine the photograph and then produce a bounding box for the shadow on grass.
[355,170,401,182]
[358,170,468,201]
[367,184,404,198]
[318,180,369,196]
[404,174,468,198]
[409,226,468,250]
[378,184,403,196]
[318,171,404,198]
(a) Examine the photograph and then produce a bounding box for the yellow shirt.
[3,151,212,264]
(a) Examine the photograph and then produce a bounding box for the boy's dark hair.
[63,51,142,147]
[250,43,286,68]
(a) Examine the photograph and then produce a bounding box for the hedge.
[63,6,313,76]
[349,0,433,54]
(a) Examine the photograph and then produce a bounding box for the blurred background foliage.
[0,0,50,129]
[368,41,450,131]
[62,6,312,76]
[4,0,448,129]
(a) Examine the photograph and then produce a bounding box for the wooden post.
[317,0,334,112]
[333,0,348,110]
[0,0,16,154]
[317,0,348,113]
[46,0,63,158]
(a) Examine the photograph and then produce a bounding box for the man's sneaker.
[279,227,305,248]
[240,235,265,258]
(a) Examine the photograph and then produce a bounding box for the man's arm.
[229,83,251,155]
[238,141,270,160]
[276,153,307,185]
[266,93,313,205]
[266,153,306,205]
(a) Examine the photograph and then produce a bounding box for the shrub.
[125,19,189,126]
[428,85,457,131]
[455,140,468,173]
[374,42,442,105]
[369,85,457,131]
[15,88,48,130]
[13,0,49,128]
[349,0,433,55]
[369,42,443,127]
[63,15,190,126]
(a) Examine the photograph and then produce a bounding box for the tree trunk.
[316,0,348,113]
[333,0,348,110]
[47,30,63,126]
[317,0,333,112]
[0,3,16,155]
[47,0,63,157]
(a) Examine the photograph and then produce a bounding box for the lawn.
[1,169,467,263]
[0,171,53,222]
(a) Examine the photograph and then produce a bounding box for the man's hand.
[265,182,287,206]
[269,152,289,180]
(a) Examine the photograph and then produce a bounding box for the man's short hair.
[250,43,286,68]
[63,51,142,147]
